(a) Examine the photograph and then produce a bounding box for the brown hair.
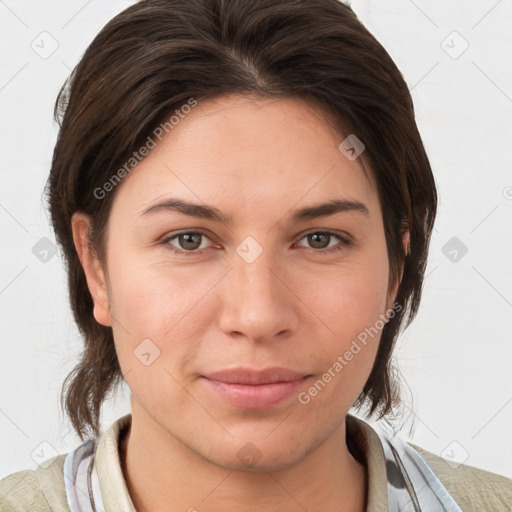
[46,0,436,441]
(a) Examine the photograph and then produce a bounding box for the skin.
[72,94,408,512]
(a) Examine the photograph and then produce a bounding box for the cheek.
[293,243,390,394]
[107,241,209,328]
[299,252,390,342]
[105,248,219,375]
[295,276,386,415]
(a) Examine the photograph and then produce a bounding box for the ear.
[386,229,410,311]
[71,212,112,327]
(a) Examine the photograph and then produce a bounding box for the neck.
[120,406,367,512]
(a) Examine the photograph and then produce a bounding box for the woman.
[1,0,510,510]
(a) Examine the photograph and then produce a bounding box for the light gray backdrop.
[1,0,511,479]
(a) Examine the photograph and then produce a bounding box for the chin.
[198,432,311,473]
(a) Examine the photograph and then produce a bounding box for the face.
[73,94,403,471]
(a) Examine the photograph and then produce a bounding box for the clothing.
[1,413,510,511]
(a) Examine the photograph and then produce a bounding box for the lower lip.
[201,377,309,409]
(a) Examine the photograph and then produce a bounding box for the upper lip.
[202,367,309,385]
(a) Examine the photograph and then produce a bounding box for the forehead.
[109,94,378,221]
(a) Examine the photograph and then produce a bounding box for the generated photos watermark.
[297,301,402,405]
[93,97,198,200]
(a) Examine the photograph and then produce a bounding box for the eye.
[162,229,352,256]
[295,231,351,254]
[163,231,213,255]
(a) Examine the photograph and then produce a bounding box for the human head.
[46,0,436,441]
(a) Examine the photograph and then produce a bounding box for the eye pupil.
[309,233,329,249]
[180,233,202,250]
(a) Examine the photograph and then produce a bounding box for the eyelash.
[161,230,352,256]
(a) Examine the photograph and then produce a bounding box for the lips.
[201,367,311,409]
[202,367,309,385]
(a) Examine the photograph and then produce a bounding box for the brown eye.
[164,231,212,254]
[307,232,331,249]
[296,231,351,254]
[177,233,203,251]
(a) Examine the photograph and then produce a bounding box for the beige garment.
[1,413,511,511]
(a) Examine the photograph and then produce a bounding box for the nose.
[217,247,299,344]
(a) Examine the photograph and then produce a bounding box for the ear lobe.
[71,212,112,327]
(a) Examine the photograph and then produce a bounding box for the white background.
[1,0,511,480]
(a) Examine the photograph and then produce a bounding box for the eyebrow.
[292,199,369,221]
[140,198,233,224]
[139,197,369,224]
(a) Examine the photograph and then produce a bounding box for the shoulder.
[0,469,54,512]
[0,454,68,512]
[412,444,512,512]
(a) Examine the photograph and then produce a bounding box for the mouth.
[201,367,311,409]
